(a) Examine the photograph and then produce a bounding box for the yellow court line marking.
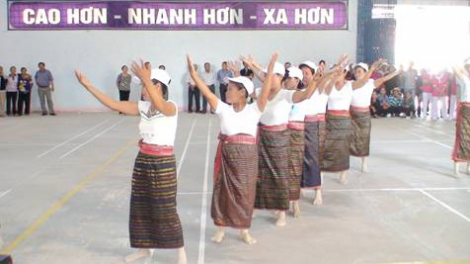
[0,137,137,255]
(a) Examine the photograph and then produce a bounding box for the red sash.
[139,140,174,156]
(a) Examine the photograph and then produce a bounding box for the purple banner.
[8,1,348,31]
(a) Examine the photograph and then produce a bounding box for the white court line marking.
[0,189,12,199]
[59,120,125,159]
[419,189,470,224]
[198,119,211,264]
[177,119,197,179]
[413,123,450,136]
[0,168,49,200]
[36,119,110,159]
[404,130,452,149]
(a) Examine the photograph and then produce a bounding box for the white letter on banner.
[294,9,306,24]
[128,8,141,24]
[203,9,216,24]
[308,8,320,24]
[67,8,80,24]
[143,8,155,24]
[80,8,93,24]
[217,8,229,25]
[49,9,61,24]
[231,9,243,24]
[23,9,35,25]
[170,9,183,24]
[94,8,107,24]
[35,9,49,24]
[263,9,276,24]
[277,9,288,24]
[156,9,169,24]
[185,9,196,24]
[321,8,334,24]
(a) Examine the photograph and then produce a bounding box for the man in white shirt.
[186,64,201,113]
[201,62,216,114]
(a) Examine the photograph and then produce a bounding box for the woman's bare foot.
[124,249,153,263]
[313,189,323,205]
[292,201,300,218]
[340,171,348,185]
[454,162,461,177]
[211,227,225,243]
[275,211,287,227]
[177,247,187,264]
[240,229,257,245]
[361,157,369,173]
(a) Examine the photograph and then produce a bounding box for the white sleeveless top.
[256,88,295,126]
[138,100,178,146]
[351,79,375,107]
[327,81,353,111]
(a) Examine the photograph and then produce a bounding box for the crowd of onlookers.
[366,62,460,120]
[3,59,458,120]
[0,62,56,117]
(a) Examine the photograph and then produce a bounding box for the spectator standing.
[116,65,132,114]
[431,71,448,120]
[216,62,233,103]
[35,62,56,116]
[240,62,254,80]
[17,67,33,116]
[6,66,18,116]
[201,63,216,114]
[0,66,6,117]
[402,62,418,106]
[186,64,200,113]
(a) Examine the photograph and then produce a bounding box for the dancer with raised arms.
[75,61,187,264]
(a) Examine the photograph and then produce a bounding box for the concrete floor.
[0,113,470,264]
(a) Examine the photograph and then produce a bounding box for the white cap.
[287,66,303,80]
[151,69,171,86]
[263,62,286,76]
[354,62,369,72]
[299,61,317,72]
[228,76,254,95]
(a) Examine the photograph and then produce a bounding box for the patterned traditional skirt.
[323,111,351,172]
[349,106,372,157]
[211,134,258,229]
[302,114,326,189]
[129,142,184,249]
[287,122,305,201]
[255,124,290,211]
[452,103,470,162]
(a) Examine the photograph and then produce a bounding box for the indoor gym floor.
[0,113,469,264]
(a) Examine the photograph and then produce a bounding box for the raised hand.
[186,55,198,77]
[75,70,93,89]
[371,58,386,70]
[227,60,240,73]
[131,60,152,82]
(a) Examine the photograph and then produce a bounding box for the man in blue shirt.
[35,62,56,116]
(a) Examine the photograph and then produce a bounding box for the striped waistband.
[327,110,351,117]
[305,114,326,122]
[139,140,174,156]
[259,123,288,131]
[350,106,370,112]
[218,133,256,145]
[288,121,305,131]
